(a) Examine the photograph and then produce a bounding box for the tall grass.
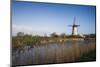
[12,40,96,66]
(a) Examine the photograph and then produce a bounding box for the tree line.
[12,32,96,49]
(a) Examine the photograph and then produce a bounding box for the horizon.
[12,0,96,36]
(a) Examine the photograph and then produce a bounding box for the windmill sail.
[68,17,80,35]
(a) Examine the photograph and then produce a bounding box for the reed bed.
[12,40,96,66]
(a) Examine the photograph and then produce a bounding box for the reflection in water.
[12,40,96,66]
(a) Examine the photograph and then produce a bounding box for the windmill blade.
[77,25,80,26]
[73,16,76,25]
[68,25,73,26]
[74,25,80,27]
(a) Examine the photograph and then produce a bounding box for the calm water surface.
[12,40,96,66]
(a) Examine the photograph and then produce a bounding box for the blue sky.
[12,0,96,36]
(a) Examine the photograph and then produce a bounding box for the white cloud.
[12,24,54,36]
[12,24,68,36]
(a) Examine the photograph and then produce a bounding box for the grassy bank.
[12,36,95,49]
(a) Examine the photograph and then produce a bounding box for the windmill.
[68,17,80,36]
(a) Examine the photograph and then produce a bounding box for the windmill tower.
[69,17,80,36]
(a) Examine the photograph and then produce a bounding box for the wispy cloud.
[12,24,59,36]
[12,1,96,35]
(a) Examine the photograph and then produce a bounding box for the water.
[12,40,96,66]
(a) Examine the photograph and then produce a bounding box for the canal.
[12,40,96,66]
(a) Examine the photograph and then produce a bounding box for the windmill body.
[69,17,80,36]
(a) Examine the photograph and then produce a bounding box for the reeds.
[12,40,96,66]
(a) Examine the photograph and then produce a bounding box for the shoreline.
[12,37,95,49]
